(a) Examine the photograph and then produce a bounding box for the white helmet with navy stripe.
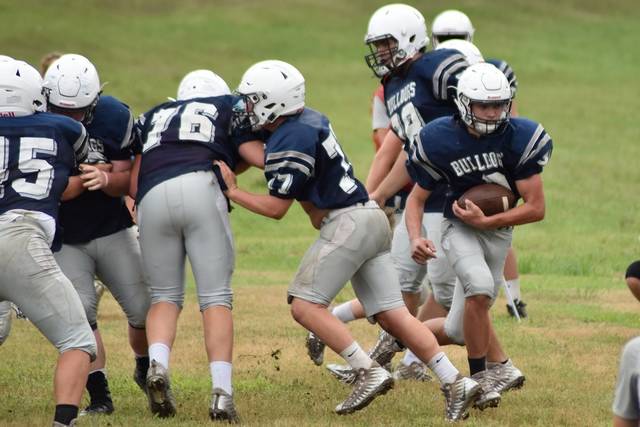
[435,39,483,65]
[236,60,305,130]
[455,63,512,135]
[431,10,475,47]
[177,69,230,100]
[0,58,45,117]
[364,3,428,78]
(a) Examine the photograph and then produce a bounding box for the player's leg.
[95,226,150,394]
[350,208,481,422]
[138,176,187,418]
[504,246,527,318]
[183,171,238,422]
[0,218,96,426]
[54,243,115,415]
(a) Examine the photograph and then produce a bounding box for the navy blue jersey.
[486,58,518,96]
[408,116,552,218]
[264,108,368,209]
[59,95,135,244]
[0,112,87,221]
[383,49,468,212]
[134,95,241,203]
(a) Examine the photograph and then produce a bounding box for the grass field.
[1,0,640,426]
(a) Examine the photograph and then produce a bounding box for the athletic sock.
[402,349,422,366]
[54,404,78,426]
[427,352,459,384]
[332,302,356,323]
[340,341,373,370]
[86,370,112,404]
[148,342,170,370]
[468,356,487,376]
[210,361,233,395]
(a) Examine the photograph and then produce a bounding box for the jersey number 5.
[0,137,56,200]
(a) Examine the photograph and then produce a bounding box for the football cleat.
[0,301,13,345]
[506,299,528,318]
[368,330,403,368]
[134,357,149,393]
[305,331,325,366]
[326,363,357,385]
[79,399,114,416]
[335,363,394,415]
[486,359,526,394]
[392,361,432,382]
[209,387,240,423]
[146,360,177,418]
[471,370,501,410]
[441,375,482,422]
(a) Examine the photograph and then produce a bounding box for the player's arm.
[237,139,265,171]
[452,173,545,229]
[405,184,436,264]
[61,176,86,201]
[365,129,403,192]
[129,154,141,200]
[370,150,411,207]
[214,160,293,219]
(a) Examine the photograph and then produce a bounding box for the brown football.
[457,183,516,216]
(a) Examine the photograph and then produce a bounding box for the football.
[457,183,516,216]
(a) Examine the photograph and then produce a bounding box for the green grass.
[1,0,640,425]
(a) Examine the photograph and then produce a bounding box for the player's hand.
[79,164,109,191]
[213,160,238,195]
[452,199,490,229]
[410,237,436,264]
[369,190,385,208]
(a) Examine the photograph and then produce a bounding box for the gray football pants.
[138,171,234,311]
[441,218,512,345]
[0,215,96,359]
[55,226,150,329]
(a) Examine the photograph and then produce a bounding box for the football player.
[43,54,151,415]
[612,261,640,426]
[0,58,96,427]
[405,62,552,409]
[215,59,483,422]
[129,69,262,422]
[432,8,526,316]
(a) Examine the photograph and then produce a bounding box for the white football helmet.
[43,53,101,122]
[431,10,475,47]
[0,55,14,62]
[454,63,512,135]
[235,60,305,130]
[364,4,428,78]
[0,59,45,117]
[435,39,483,65]
[177,69,230,100]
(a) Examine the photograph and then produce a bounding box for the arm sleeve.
[432,51,469,102]
[371,86,390,130]
[264,130,316,199]
[513,124,553,180]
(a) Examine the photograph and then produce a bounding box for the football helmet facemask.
[235,60,305,131]
[43,54,101,123]
[364,4,428,78]
[455,63,512,135]
[0,59,45,117]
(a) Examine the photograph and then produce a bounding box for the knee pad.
[58,327,98,363]
[459,266,497,299]
[626,261,640,280]
[444,315,466,346]
[199,289,233,312]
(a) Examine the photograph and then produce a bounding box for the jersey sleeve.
[513,123,553,180]
[102,104,135,161]
[130,113,147,156]
[406,128,444,191]
[432,50,468,102]
[613,337,640,420]
[371,85,390,130]
[264,128,316,199]
[60,117,88,164]
[488,58,518,96]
